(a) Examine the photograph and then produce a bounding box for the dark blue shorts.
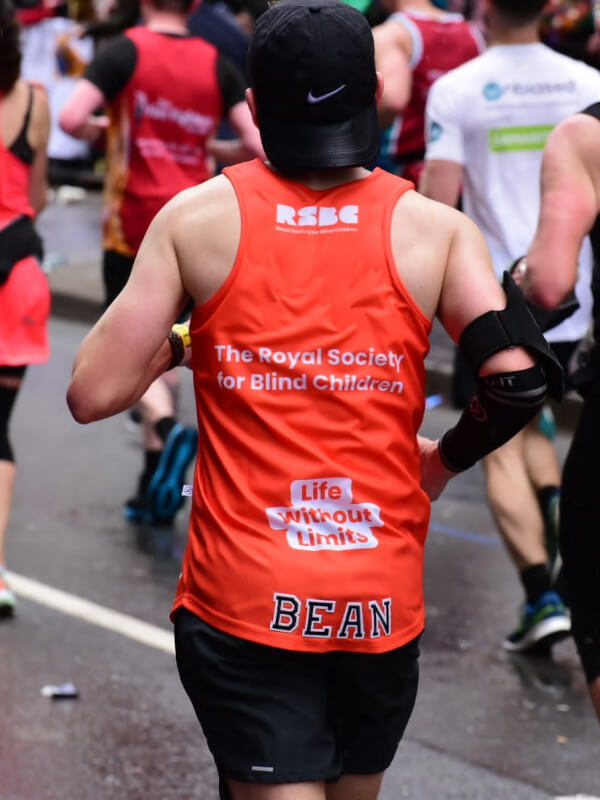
[174,607,420,789]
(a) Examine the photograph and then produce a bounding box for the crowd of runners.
[2,0,600,797]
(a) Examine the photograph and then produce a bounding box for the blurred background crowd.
[4,0,600,686]
[11,0,600,189]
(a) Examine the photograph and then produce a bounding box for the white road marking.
[6,571,174,655]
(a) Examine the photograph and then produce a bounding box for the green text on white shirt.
[488,125,554,152]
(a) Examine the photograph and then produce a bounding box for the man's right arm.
[59,35,135,141]
[206,53,265,163]
[419,77,464,207]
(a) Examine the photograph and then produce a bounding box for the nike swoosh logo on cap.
[307,84,346,104]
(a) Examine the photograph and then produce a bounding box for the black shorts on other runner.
[103,249,135,309]
[174,608,420,792]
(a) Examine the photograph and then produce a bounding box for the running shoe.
[503,590,570,653]
[123,494,152,524]
[145,424,198,523]
[0,572,16,616]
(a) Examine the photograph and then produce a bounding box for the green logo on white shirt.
[489,125,554,152]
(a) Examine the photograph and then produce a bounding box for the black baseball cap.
[247,0,379,170]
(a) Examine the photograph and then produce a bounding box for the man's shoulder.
[126,26,218,54]
[92,32,136,58]
[541,43,600,73]
[393,187,465,234]
[166,174,238,230]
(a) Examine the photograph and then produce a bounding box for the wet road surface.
[1,192,598,799]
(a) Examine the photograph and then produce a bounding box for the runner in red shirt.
[0,0,51,614]
[60,0,264,525]
[373,0,484,184]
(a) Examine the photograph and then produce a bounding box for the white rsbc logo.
[276,204,359,226]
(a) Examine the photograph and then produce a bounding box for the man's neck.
[488,15,541,46]
[267,164,372,190]
[144,9,188,34]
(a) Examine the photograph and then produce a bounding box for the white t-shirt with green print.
[424,43,600,343]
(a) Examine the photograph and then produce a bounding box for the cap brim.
[258,103,380,170]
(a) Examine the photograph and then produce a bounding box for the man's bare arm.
[419,159,463,209]
[397,200,541,499]
[439,211,535,373]
[373,21,412,129]
[67,176,240,423]
[524,114,600,308]
[59,79,108,143]
[67,203,189,423]
[207,100,266,164]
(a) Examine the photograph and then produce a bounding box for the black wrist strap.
[167,329,185,369]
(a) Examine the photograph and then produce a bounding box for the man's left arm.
[372,20,413,130]
[67,201,189,424]
[522,113,600,308]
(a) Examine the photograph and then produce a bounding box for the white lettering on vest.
[276,204,359,227]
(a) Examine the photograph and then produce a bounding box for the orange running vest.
[172,159,432,653]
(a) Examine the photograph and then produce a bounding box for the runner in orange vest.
[67,0,563,795]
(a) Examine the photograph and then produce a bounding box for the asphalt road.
[1,313,598,800]
[1,190,597,799]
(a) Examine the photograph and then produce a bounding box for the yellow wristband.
[171,323,191,349]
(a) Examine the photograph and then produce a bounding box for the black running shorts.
[102,249,134,309]
[174,608,420,788]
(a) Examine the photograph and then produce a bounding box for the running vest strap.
[172,159,433,654]
[0,86,36,223]
[9,85,34,165]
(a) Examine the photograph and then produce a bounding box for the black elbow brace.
[439,364,547,472]
[438,271,564,472]
[458,271,565,401]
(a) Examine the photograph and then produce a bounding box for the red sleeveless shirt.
[382,10,483,184]
[103,28,223,256]
[172,160,432,653]
[0,87,49,366]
